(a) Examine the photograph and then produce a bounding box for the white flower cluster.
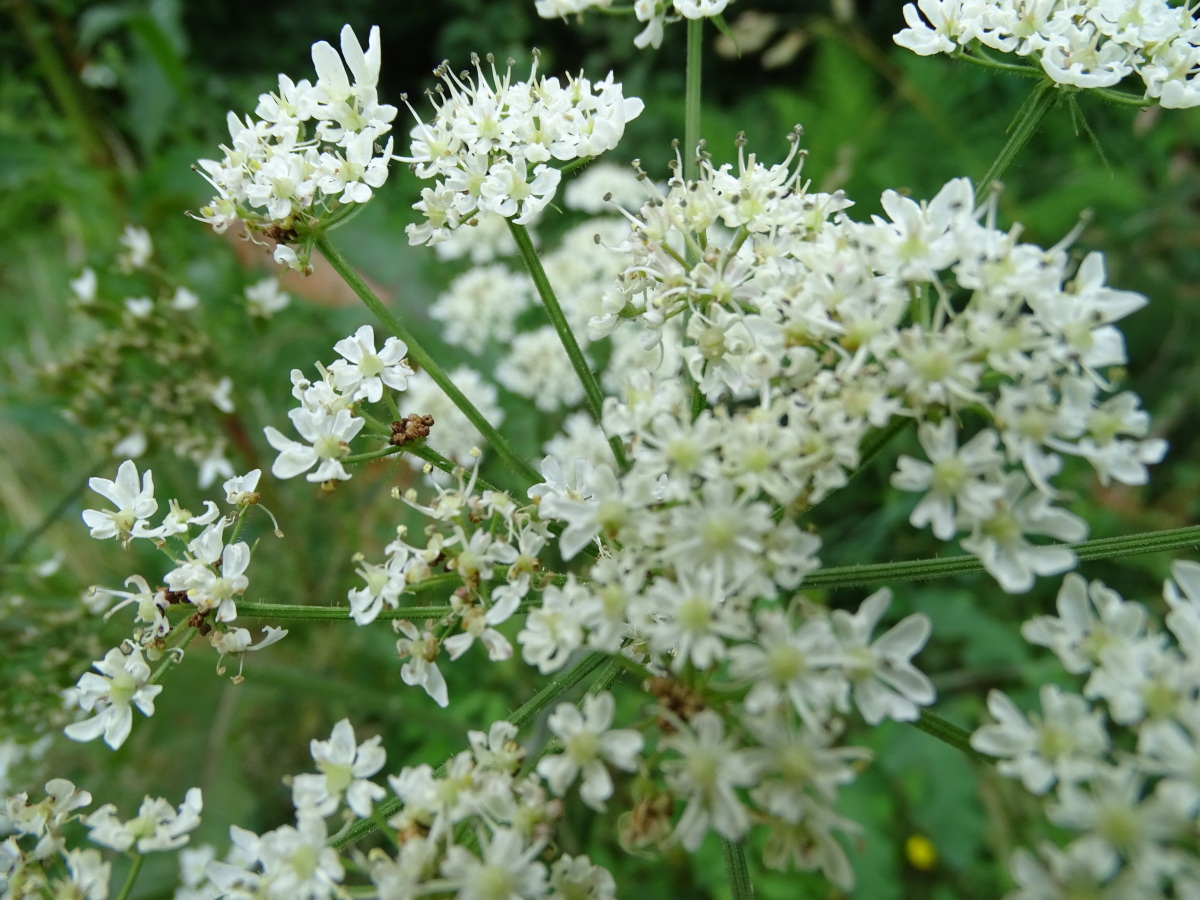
[348,463,550,704]
[264,325,411,483]
[895,0,1200,108]
[192,25,397,269]
[588,135,1163,591]
[972,564,1200,898]
[349,445,931,883]
[177,716,619,900]
[398,54,644,246]
[535,0,739,49]
[70,463,284,749]
[1,780,200,897]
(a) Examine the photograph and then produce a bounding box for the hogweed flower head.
[399,52,644,246]
[895,0,1200,108]
[191,25,397,272]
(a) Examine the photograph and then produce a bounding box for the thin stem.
[506,220,630,471]
[114,854,145,900]
[803,524,1200,591]
[315,234,540,486]
[978,80,1058,197]
[235,602,455,621]
[684,17,703,183]
[952,47,1044,76]
[912,709,987,763]
[722,838,754,900]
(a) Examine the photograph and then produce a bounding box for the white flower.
[394,619,449,707]
[291,718,386,818]
[970,686,1109,794]
[89,574,169,637]
[440,827,548,900]
[118,224,153,269]
[830,588,935,725]
[257,813,346,898]
[223,469,262,506]
[61,847,111,900]
[959,472,1088,593]
[209,626,288,680]
[63,646,163,750]
[517,577,587,673]
[85,788,203,853]
[1021,574,1148,676]
[163,522,251,622]
[70,267,97,304]
[5,778,92,860]
[328,325,413,402]
[536,692,643,811]
[891,420,1005,540]
[727,606,846,732]
[245,277,291,317]
[547,854,617,900]
[660,709,762,850]
[81,460,161,544]
[264,406,365,482]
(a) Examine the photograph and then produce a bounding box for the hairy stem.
[315,234,540,486]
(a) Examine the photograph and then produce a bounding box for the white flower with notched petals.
[660,709,762,851]
[830,588,935,725]
[960,472,1088,593]
[328,325,413,402]
[264,407,365,482]
[537,692,643,811]
[64,646,162,750]
[891,420,1005,540]
[85,788,203,853]
[440,828,549,900]
[163,522,251,622]
[970,685,1109,794]
[81,460,161,544]
[292,718,387,818]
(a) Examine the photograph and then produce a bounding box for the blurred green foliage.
[2,1,1199,897]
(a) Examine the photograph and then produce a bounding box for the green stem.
[114,853,145,900]
[978,80,1057,198]
[952,47,1044,77]
[234,602,456,621]
[722,838,754,900]
[315,234,540,486]
[803,524,1200,591]
[684,17,703,183]
[912,709,987,762]
[149,622,196,685]
[330,650,608,849]
[506,220,630,471]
